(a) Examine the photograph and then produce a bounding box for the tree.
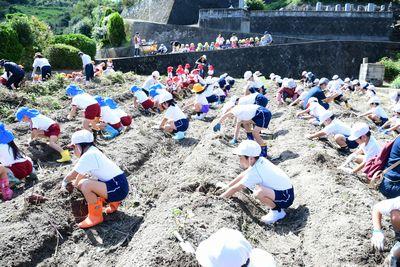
[245,0,267,10]
[107,12,125,47]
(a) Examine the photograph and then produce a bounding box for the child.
[142,71,160,93]
[66,84,100,131]
[167,66,174,79]
[131,85,155,110]
[289,86,307,107]
[207,65,214,77]
[94,96,122,139]
[184,64,191,75]
[306,110,358,152]
[0,123,33,200]
[342,122,381,174]
[103,59,115,76]
[276,78,298,105]
[327,76,350,108]
[214,104,271,157]
[379,104,400,135]
[358,97,388,126]
[189,43,196,52]
[184,83,210,120]
[104,97,133,128]
[16,107,71,163]
[61,130,129,228]
[158,93,189,140]
[220,140,294,224]
[296,97,327,125]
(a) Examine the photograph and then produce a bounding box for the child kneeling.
[159,93,189,140]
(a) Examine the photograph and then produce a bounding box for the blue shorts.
[377,117,389,126]
[255,94,269,107]
[345,137,359,149]
[379,176,400,199]
[206,95,219,103]
[201,104,210,114]
[252,107,271,128]
[273,187,294,210]
[249,87,258,94]
[173,118,189,133]
[105,173,129,202]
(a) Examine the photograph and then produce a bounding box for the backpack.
[363,137,397,180]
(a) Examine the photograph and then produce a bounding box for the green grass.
[11,5,70,24]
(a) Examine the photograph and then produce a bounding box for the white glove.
[61,179,68,190]
[371,230,384,251]
[216,182,229,190]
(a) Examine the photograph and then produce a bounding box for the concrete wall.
[97,41,400,79]
[199,9,394,41]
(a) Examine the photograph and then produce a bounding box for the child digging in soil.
[379,104,400,135]
[16,107,71,163]
[158,93,189,140]
[213,104,271,157]
[61,130,129,229]
[130,85,155,110]
[183,83,210,120]
[0,123,33,200]
[104,97,133,128]
[358,97,389,127]
[66,85,101,131]
[220,140,294,224]
[94,96,123,140]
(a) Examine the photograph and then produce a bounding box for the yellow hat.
[192,83,204,93]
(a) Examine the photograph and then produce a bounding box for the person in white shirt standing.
[16,107,71,163]
[66,84,101,131]
[220,140,294,224]
[32,52,51,81]
[78,51,94,82]
[61,130,129,228]
[371,197,400,266]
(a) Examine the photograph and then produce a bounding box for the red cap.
[208,65,214,70]
[167,66,173,72]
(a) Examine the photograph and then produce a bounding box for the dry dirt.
[0,74,397,267]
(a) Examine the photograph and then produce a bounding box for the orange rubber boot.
[78,198,104,229]
[105,201,121,214]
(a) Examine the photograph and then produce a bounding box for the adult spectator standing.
[0,60,25,89]
[32,52,51,81]
[260,31,273,46]
[170,41,182,53]
[78,52,94,82]
[230,33,238,48]
[133,32,141,57]
[195,55,208,69]
[216,33,225,49]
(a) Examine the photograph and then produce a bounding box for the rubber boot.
[78,198,104,229]
[246,132,254,140]
[260,145,268,158]
[105,201,121,214]
[103,124,119,140]
[57,150,71,163]
[0,177,13,201]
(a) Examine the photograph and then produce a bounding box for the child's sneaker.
[261,210,286,224]
[193,113,205,120]
[173,131,185,140]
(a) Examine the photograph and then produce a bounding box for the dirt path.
[0,76,396,266]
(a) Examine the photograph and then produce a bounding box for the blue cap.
[228,79,235,86]
[149,89,159,98]
[150,84,162,91]
[218,79,226,88]
[130,85,141,93]
[104,97,118,109]
[0,123,14,144]
[66,84,84,97]
[16,107,40,121]
[94,95,106,107]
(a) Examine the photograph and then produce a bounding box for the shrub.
[51,33,96,58]
[107,12,125,47]
[380,57,400,82]
[7,14,34,47]
[44,44,81,70]
[0,23,23,62]
[72,17,93,38]
[392,76,400,89]
[245,0,267,10]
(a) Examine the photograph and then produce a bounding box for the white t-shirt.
[71,93,97,109]
[31,114,55,131]
[371,106,388,119]
[100,106,121,125]
[299,91,308,101]
[165,105,187,122]
[374,196,400,216]
[196,93,209,105]
[73,146,123,182]
[360,136,381,162]
[240,157,292,191]
[142,77,157,91]
[0,144,30,166]
[309,102,326,118]
[114,108,128,118]
[134,90,148,103]
[32,58,51,69]
[323,119,351,136]
[231,104,259,121]
[329,81,343,96]
[81,54,92,67]
[216,36,225,45]
[213,88,226,97]
[238,93,258,105]
[230,36,238,43]
[204,84,214,98]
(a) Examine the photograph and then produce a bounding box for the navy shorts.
[249,87,258,94]
[173,118,189,133]
[255,94,269,107]
[379,176,400,199]
[105,173,129,202]
[378,117,389,126]
[345,137,359,149]
[252,107,271,128]
[206,95,219,103]
[273,187,294,210]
